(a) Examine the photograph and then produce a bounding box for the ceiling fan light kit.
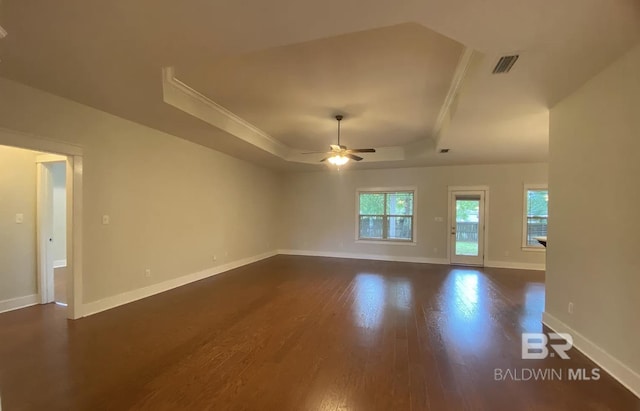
[308,115,376,166]
[327,155,350,166]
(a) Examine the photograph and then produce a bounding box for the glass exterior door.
[450,191,485,266]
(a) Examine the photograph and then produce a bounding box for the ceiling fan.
[304,115,375,165]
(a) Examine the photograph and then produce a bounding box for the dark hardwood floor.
[0,255,638,410]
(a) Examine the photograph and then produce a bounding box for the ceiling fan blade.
[301,151,330,154]
[346,154,363,161]
[329,144,342,151]
[347,148,376,153]
[320,157,328,162]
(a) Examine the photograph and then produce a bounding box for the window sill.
[356,240,417,246]
[521,246,546,253]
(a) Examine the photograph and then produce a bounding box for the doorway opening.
[36,155,68,306]
[0,127,83,319]
[448,187,489,266]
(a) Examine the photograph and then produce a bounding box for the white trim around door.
[447,186,490,266]
[0,127,83,319]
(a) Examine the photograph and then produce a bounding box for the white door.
[37,162,55,303]
[450,191,485,266]
[36,157,68,305]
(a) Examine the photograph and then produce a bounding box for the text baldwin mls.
[494,368,600,381]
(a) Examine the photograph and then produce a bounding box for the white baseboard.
[485,260,545,271]
[53,259,67,269]
[543,312,640,398]
[0,294,39,314]
[279,250,544,271]
[75,250,543,318]
[81,250,277,317]
[278,249,450,265]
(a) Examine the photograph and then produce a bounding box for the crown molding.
[161,66,445,165]
[432,47,475,147]
[162,67,291,159]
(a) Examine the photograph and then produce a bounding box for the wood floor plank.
[0,256,638,410]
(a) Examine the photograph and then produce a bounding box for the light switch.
[102,215,110,225]
[434,216,444,222]
[15,213,24,223]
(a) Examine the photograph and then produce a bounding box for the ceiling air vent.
[492,55,519,74]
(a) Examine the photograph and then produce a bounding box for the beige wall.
[0,145,40,301]
[280,163,547,267]
[0,73,547,313]
[0,77,281,304]
[547,43,640,374]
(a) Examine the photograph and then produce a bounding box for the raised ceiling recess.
[2,0,639,169]
[163,23,473,165]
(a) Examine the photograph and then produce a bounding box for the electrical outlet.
[102,215,110,225]
[433,247,438,254]
[145,269,151,278]
[213,255,217,261]
[15,213,24,224]
[568,302,574,314]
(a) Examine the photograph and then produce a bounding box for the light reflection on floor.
[519,282,545,333]
[285,264,546,409]
[442,269,492,355]
[433,268,546,360]
[350,268,545,361]
[352,273,415,330]
[391,279,412,311]
[352,273,386,330]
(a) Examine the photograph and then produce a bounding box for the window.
[523,184,548,249]
[358,190,415,242]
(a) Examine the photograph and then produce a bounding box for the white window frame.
[355,187,417,245]
[522,183,548,252]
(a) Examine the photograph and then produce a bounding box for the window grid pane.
[386,192,413,215]
[526,189,548,247]
[359,193,385,215]
[527,217,547,246]
[387,216,412,240]
[359,191,414,241]
[359,215,384,239]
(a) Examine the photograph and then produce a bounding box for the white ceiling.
[177,23,463,152]
[0,0,639,170]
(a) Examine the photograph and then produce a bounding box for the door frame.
[447,185,490,266]
[36,155,67,304]
[0,127,84,319]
